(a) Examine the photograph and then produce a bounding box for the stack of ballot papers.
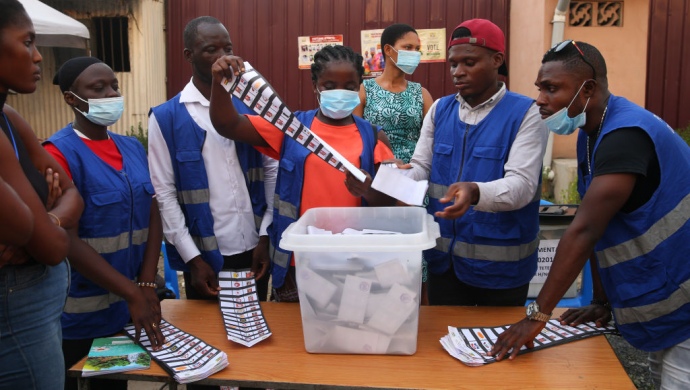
[440,319,618,366]
[218,269,272,347]
[124,320,228,384]
[295,227,421,355]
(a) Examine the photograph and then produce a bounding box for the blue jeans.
[0,261,69,389]
[649,336,690,389]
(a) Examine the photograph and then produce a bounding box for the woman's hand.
[344,169,372,198]
[127,288,165,350]
[44,167,62,211]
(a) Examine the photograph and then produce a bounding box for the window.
[93,17,131,72]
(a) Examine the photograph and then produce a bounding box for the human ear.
[63,91,77,107]
[183,48,193,63]
[493,52,505,71]
[582,79,597,98]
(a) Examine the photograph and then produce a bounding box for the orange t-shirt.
[247,114,394,214]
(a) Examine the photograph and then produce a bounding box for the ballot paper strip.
[307,226,403,236]
[222,62,365,182]
[371,164,428,206]
[124,320,228,384]
[218,269,272,347]
[440,319,618,366]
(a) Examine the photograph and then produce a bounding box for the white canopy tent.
[18,0,90,49]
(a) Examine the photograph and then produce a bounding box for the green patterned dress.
[362,78,424,163]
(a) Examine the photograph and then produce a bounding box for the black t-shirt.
[0,111,48,204]
[582,127,660,213]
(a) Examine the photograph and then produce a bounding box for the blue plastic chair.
[161,242,180,299]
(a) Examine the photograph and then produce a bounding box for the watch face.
[526,302,536,317]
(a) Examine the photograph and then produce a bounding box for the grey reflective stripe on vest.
[82,229,149,254]
[131,228,149,246]
[247,167,264,182]
[270,241,290,268]
[614,278,690,325]
[83,232,129,254]
[63,292,125,314]
[274,194,298,220]
[191,235,219,252]
[434,237,452,252]
[453,236,540,261]
[428,182,448,200]
[597,193,690,269]
[177,188,210,205]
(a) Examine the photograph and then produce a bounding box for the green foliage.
[560,177,581,205]
[126,122,148,154]
[676,123,690,146]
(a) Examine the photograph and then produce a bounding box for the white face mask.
[70,92,124,126]
[316,89,360,119]
[389,47,421,75]
[543,81,590,135]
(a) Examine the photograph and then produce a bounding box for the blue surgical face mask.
[317,89,360,119]
[390,47,421,75]
[544,81,590,135]
[70,92,124,126]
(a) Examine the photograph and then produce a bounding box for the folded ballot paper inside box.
[279,207,440,355]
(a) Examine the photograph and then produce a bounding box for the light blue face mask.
[317,89,360,119]
[70,92,124,127]
[390,47,421,75]
[544,81,590,135]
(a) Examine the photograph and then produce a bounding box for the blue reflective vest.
[577,95,690,351]
[49,124,153,339]
[269,110,378,288]
[425,92,540,289]
[150,94,267,274]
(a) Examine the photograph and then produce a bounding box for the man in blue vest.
[403,19,548,306]
[489,41,690,389]
[148,16,277,306]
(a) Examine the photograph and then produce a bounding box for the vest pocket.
[612,261,668,303]
[175,150,205,181]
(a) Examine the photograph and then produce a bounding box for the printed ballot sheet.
[221,62,366,182]
[441,319,618,366]
[218,269,272,347]
[124,320,228,384]
[371,164,428,206]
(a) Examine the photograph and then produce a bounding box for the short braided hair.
[310,45,364,84]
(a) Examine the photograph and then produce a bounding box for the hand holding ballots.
[124,321,228,384]
[371,163,428,206]
[441,319,618,366]
[220,62,367,182]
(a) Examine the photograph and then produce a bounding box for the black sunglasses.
[552,40,597,80]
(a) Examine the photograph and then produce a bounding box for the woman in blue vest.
[46,57,163,390]
[208,45,396,301]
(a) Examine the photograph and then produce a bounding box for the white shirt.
[148,80,277,262]
[408,83,548,212]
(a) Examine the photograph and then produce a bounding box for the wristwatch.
[526,301,551,322]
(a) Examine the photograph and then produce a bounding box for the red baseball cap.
[448,19,507,75]
[448,19,505,52]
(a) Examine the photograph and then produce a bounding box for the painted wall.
[7,0,166,139]
[510,0,649,160]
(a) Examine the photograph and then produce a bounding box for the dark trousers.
[63,337,127,390]
[183,249,269,301]
[183,249,265,390]
[428,265,530,306]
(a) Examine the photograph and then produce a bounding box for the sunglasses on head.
[552,40,597,80]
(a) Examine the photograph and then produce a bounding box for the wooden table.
[69,300,635,389]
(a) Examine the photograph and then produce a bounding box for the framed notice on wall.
[298,35,344,69]
[360,29,385,78]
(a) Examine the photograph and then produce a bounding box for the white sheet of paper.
[371,164,428,206]
[337,275,371,324]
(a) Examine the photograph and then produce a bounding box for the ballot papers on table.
[440,319,618,366]
[371,164,428,206]
[221,62,366,182]
[218,269,272,347]
[124,321,228,384]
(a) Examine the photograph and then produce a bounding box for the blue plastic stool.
[161,242,180,299]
